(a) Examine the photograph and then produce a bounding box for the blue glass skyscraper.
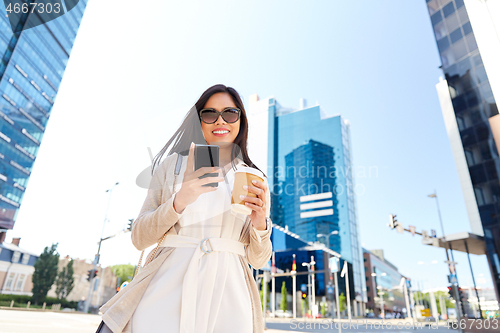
[426,0,500,301]
[0,1,88,231]
[247,95,367,314]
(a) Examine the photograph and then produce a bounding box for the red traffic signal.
[87,269,98,281]
[388,214,397,229]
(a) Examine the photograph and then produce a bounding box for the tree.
[110,264,135,285]
[32,243,60,304]
[301,296,309,317]
[55,259,75,300]
[280,281,288,311]
[339,292,347,313]
[320,302,326,317]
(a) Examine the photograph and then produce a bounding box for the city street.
[0,309,468,333]
[265,318,455,332]
[0,309,102,333]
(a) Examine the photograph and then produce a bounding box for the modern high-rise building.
[0,1,88,232]
[426,0,500,301]
[363,249,407,318]
[247,95,367,314]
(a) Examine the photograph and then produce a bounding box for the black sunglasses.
[199,107,241,124]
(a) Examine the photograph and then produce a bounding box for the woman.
[99,84,273,333]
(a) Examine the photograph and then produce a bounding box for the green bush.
[0,294,77,309]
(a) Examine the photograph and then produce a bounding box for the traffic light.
[302,291,307,299]
[127,219,134,232]
[388,214,397,229]
[87,269,98,281]
[457,287,466,303]
[116,277,122,292]
[447,285,455,299]
[457,286,466,316]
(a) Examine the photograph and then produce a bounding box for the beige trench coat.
[99,152,273,333]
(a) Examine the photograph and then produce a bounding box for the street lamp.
[317,231,339,287]
[84,181,119,313]
[372,272,387,317]
[302,262,312,316]
[317,231,339,318]
[428,190,472,321]
[302,256,316,317]
[317,230,339,252]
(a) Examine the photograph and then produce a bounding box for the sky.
[8,0,494,291]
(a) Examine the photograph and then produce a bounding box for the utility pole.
[271,252,275,319]
[302,261,312,316]
[334,269,342,333]
[317,231,338,320]
[292,254,297,319]
[311,256,316,317]
[263,270,269,326]
[84,182,119,313]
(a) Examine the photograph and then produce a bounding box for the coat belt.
[159,234,246,333]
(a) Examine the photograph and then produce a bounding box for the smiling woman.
[98,84,273,333]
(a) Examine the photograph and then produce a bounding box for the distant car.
[365,313,375,318]
[275,310,293,318]
[385,313,393,319]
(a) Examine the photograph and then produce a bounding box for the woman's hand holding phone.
[173,143,224,214]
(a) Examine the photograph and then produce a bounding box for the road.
[265,318,456,332]
[0,309,102,333]
[0,309,466,333]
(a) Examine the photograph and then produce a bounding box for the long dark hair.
[151,84,266,178]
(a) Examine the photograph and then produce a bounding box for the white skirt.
[131,246,253,333]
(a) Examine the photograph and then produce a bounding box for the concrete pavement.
[0,309,461,333]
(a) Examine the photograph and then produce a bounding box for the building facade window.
[5,272,15,290]
[15,274,25,291]
[21,254,30,265]
[12,251,20,263]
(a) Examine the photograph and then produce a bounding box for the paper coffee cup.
[231,167,265,215]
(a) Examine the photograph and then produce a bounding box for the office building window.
[450,28,463,44]
[463,22,472,36]
[443,2,455,18]
[431,11,443,26]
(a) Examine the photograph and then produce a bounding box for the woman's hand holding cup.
[173,142,224,214]
[230,167,268,230]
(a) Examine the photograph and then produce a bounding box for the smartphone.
[194,144,220,187]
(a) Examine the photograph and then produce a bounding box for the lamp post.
[84,182,119,313]
[372,272,386,318]
[302,261,312,316]
[317,230,339,316]
[302,256,316,317]
[428,190,469,322]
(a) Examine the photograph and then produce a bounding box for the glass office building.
[0,1,88,230]
[426,0,500,301]
[363,249,406,317]
[247,95,367,314]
